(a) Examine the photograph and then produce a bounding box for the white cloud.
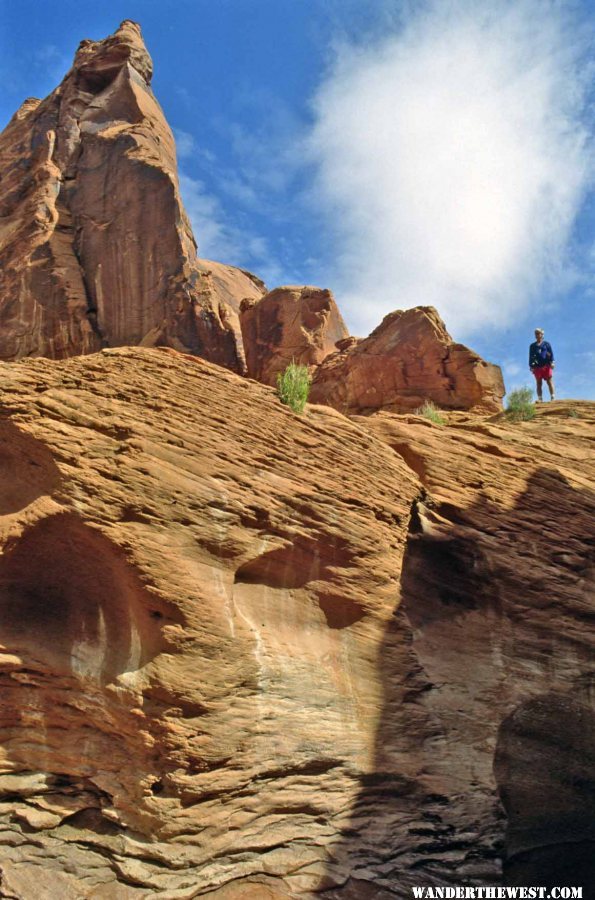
[308,0,593,338]
[173,128,196,159]
[178,172,282,284]
[179,172,245,264]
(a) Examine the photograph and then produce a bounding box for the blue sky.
[1,0,594,399]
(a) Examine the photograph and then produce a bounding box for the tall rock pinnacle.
[0,21,263,367]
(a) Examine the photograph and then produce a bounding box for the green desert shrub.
[506,386,535,422]
[415,400,446,425]
[276,361,311,414]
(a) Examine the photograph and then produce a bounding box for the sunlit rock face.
[0,348,419,897]
[0,345,593,898]
[0,21,263,368]
[310,306,505,414]
[240,285,349,386]
[239,293,504,416]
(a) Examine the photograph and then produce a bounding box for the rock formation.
[0,21,263,370]
[310,306,505,414]
[0,347,419,897]
[1,18,590,899]
[352,404,595,894]
[240,286,349,385]
[0,347,593,897]
[0,21,505,416]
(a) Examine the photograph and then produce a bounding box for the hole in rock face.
[0,513,167,682]
[234,535,355,590]
[77,56,126,95]
[62,806,123,835]
[402,533,485,629]
[0,421,61,514]
[317,594,365,629]
[234,536,365,628]
[235,544,316,590]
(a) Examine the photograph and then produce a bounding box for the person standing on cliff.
[529,328,555,402]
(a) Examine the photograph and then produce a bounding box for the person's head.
[534,328,544,341]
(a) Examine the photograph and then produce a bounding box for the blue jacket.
[529,340,554,369]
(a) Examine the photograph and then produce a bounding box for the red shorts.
[533,365,553,380]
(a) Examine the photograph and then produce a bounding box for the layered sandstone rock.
[310,306,505,414]
[0,21,264,369]
[350,402,595,894]
[0,347,593,897]
[0,347,419,897]
[240,286,349,385]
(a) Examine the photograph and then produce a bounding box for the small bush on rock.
[506,387,535,422]
[416,400,446,425]
[277,361,311,414]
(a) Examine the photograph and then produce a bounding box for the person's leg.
[535,377,543,401]
[545,376,555,400]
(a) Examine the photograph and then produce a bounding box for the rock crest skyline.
[0,19,504,414]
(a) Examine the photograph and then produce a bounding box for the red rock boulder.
[310,305,504,413]
[240,285,349,385]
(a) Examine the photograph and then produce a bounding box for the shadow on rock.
[495,692,595,897]
[318,468,595,897]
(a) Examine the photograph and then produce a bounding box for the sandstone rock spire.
[0,20,263,367]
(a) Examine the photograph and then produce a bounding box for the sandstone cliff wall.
[0,349,592,897]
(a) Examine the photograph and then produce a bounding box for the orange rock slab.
[0,347,592,896]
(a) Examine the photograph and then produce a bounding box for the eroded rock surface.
[310,306,505,414]
[0,347,419,897]
[0,21,263,368]
[240,286,349,385]
[0,346,592,897]
[345,402,595,896]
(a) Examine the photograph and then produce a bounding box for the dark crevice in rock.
[70,224,109,347]
[62,806,124,834]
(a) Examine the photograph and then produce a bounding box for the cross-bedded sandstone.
[0,348,592,896]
